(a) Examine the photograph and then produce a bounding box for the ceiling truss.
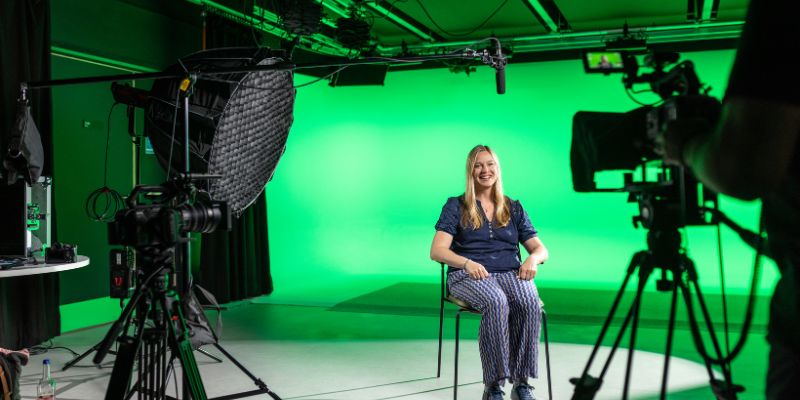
[188,0,741,65]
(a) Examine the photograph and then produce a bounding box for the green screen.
[265,49,776,306]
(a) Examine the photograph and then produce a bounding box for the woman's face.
[472,150,498,191]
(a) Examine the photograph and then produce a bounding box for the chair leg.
[454,310,462,400]
[438,297,445,378]
[542,310,552,400]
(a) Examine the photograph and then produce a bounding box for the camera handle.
[569,229,744,400]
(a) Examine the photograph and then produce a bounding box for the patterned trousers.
[447,269,542,386]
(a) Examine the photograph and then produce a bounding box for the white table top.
[0,255,89,278]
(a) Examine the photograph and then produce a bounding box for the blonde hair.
[461,145,511,229]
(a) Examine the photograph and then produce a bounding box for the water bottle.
[36,359,56,400]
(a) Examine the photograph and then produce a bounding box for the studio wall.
[266,49,775,307]
[51,0,200,304]
[45,1,772,330]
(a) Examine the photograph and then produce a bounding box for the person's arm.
[430,231,490,280]
[679,97,800,200]
[664,0,800,200]
[518,237,548,280]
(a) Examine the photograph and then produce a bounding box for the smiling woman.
[429,144,549,400]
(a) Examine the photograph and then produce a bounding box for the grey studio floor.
[18,290,770,400]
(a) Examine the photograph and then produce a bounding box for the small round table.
[0,255,90,349]
[0,255,89,278]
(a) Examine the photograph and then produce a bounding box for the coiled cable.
[86,102,126,222]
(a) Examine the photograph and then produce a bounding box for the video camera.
[571,50,721,229]
[108,176,231,250]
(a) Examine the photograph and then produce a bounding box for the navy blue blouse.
[435,196,538,273]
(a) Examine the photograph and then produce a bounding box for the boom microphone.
[496,66,506,95]
[493,39,506,95]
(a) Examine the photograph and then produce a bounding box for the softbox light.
[145,47,296,217]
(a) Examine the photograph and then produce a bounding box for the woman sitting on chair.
[430,144,549,400]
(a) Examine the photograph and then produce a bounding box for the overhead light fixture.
[604,22,647,51]
[604,36,648,51]
[336,10,373,52]
[275,0,324,36]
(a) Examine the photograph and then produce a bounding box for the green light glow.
[318,0,349,19]
[523,0,558,32]
[50,46,158,73]
[266,49,777,307]
[60,297,127,332]
[367,3,434,42]
[702,0,716,22]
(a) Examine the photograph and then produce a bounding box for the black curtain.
[0,0,60,349]
[197,12,273,303]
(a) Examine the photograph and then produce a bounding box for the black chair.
[436,262,553,400]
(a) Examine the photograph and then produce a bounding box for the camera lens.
[178,202,223,233]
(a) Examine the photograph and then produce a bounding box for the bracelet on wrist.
[463,258,470,269]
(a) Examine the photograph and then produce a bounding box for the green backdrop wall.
[265,49,775,307]
[46,1,772,326]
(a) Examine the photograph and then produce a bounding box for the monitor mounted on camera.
[571,51,720,229]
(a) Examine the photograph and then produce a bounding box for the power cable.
[85,102,125,222]
[414,0,509,37]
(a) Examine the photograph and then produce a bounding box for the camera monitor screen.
[583,51,626,73]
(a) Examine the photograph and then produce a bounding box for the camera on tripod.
[94,175,234,400]
[108,176,231,250]
[569,51,746,399]
[572,50,722,229]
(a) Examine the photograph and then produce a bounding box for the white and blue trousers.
[447,269,542,386]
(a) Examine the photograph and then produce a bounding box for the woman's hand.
[518,259,540,281]
[465,260,490,280]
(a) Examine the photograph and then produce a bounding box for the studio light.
[336,13,373,52]
[145,47,296,217]
[275,0,324,36]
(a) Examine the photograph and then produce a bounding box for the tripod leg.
[62,342,101,371]
[212,343,265,389]
[105,336,141,400]
[622,269,650,400]
[197,348,223,363]
[574,252,644,381]
[688,278,740,398]
[94,283,149,365]
[164,296,208,400]
[660,276,680,399]
[571,252,649,400]
[201,343,283,400]
[105,298,151,400]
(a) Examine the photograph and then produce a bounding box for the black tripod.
[92,249,206,400]
[63,96,225,372]
[93,246,281,400]
[570,228,743,400]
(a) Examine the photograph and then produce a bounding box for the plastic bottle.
[36,358,56,400]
